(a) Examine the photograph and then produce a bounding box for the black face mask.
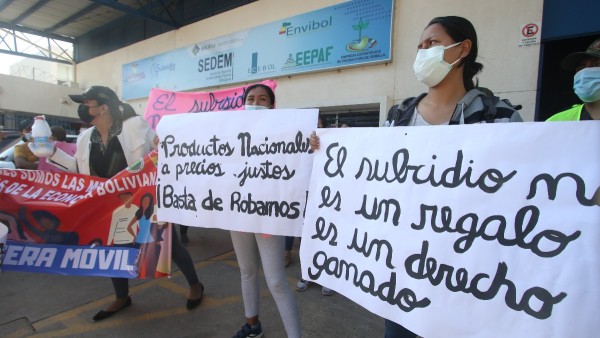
[78,104,96,123]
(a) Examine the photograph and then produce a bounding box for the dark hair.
[18,118,34,131]
[50,126,67,141]
[107,102,137,121]
[88,238,103,246]
[427,16,483,90]
[318,114,327,128]
[32,210,61,229]
[136,193,154,220]
[243,83,276,107]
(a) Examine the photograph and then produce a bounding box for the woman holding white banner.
[310,16,523,338]
[31,86,205,321]
[230,83,301,338]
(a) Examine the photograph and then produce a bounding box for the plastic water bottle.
[31,115,54,157]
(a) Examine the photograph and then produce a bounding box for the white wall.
[3,0,544,122]
[0,73,81,118]
[393,0,544,121]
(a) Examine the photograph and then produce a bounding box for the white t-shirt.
[108,204,138,245]
[410,107,450,126]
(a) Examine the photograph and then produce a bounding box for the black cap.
[18,118,34,131]
[561,38,600,71]
[69,86,120,105]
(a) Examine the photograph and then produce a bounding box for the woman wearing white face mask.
[230,83,301,338]
[309,16,523,338]
[244,83,275,110]
[547,38,600,121]
[310,16,523,150]
[385,15,524,338]
[382,16,523,127]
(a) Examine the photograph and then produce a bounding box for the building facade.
[1,0,598,127]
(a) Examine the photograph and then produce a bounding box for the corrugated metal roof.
[0,0,143,40]
[0,0,255,63]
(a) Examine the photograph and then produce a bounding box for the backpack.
[478,88,522,123]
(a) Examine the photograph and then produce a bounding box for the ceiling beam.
[11,0,52,25]
[156,0,178,26]
[0,21,74,43]
[0,49,73,65]
[89,0,181,29]
[44,3,102,33]
[0,26,74,63]
[0,0,16,13]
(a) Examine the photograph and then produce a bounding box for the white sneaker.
[296,279,310,292]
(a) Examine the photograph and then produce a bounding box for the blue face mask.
[245,105,270,110]
[573,67,600,103]
[24,132,32,141]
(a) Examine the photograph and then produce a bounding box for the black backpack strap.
[385,94,425,126]
[385,104,400,126]
[481,95,499,123]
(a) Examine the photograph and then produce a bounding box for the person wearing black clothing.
[41,86,205,321]
[180,224,190,245]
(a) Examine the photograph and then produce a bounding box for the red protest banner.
[0,151,171,278]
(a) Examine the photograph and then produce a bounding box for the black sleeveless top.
[88,119,128,178]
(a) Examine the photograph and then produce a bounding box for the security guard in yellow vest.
[547,37,600,121]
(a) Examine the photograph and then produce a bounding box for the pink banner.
[38,141,77,172]
[144,79,277,129]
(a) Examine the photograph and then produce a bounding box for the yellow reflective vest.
[546,104,584,121]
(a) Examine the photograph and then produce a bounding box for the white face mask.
[413,41,463,87]
[245,105,270,110]
[573,67,600,103]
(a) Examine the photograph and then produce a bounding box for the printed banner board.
[122,0,393,99]
[156,108,318,236]
[300,121,600,338]
[0,152,172,278]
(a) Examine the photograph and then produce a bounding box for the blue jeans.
[384,319,417,338]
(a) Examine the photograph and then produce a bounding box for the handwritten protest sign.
[300,121,600,337]
[0,152,172,278]
[156,108,317,236]
[144,79,276,129]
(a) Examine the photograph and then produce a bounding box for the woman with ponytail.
[382,15,522,127]
[309,16,523,338]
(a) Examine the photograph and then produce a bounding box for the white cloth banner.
[156,109,317,236]
[300,121,600,338]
